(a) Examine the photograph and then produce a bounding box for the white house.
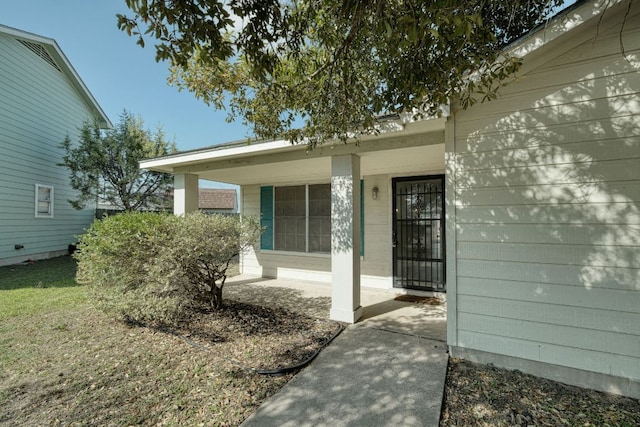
[0,24,111,266]
[141,0,640,398]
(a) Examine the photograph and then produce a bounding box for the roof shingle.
[199,188,237,210]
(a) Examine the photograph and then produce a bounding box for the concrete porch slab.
[225,275,447,341]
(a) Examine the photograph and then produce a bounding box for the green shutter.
[260,186,274,250]
[360,179,364,256]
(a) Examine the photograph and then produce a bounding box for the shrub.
[75,212,261,324]
[169,213,262,309]
[76,212,186,324]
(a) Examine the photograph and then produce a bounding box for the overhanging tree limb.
[119,0,567,145]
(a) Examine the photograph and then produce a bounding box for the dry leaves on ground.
[440,358,640,426]
[0,300,340,427]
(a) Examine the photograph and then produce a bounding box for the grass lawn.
[0,256,336,426]
[0,256,84,320]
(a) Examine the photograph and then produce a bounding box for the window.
[35,184,54,218]
[308,184,332,252]
[271,184,331,253]
[260,182,363,255]
[274,185,307,252]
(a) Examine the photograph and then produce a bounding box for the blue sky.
[2,1,252,153]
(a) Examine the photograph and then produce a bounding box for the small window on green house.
[35,184,54,218]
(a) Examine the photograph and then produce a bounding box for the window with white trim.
[35,184,54,218]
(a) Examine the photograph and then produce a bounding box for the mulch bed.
[440,358,640,426]
[169,300,342,371]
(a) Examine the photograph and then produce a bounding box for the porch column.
[174,173,199,215]
[330,154,363,323]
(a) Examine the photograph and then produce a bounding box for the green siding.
[0,31,99,264]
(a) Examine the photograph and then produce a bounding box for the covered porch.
[224,274,447,342]
[140,118,447,323]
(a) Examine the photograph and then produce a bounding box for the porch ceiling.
[194,142,445,185]
[141,118,446,185]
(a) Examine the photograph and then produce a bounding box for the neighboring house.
[141,0,639,398]
[96,188,238,216]
[199,188,238,214]
[0,25,111,266]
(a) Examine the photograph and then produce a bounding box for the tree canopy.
[60,111,176,211]
[118,0,564,145]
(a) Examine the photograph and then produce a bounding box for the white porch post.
[173,173,199,215]
[330,154,363,323]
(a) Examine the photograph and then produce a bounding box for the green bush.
[75,212,261,324]
[170,213,262,309]
[76,212,184,324]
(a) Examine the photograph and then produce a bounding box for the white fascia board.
[140,114,447,173]
[0,24,51,44]
[506,0,624,59]
[140,139,298,171]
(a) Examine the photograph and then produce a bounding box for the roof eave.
[504,0,625,60]
[139,116,447,173]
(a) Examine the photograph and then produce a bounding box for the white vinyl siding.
[0,32,98,264]
[361,175,393,287]
[449,8,640,383]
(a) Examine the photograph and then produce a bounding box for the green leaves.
[119,0,564,146]
[59,110,176,212]
[77,212,182,323]
[77,212,263,322]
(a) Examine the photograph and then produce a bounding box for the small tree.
[171,213,262,309]
[60,110,176,211]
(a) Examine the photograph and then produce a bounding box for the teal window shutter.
[360,179,364,256]
[260,186,274,250]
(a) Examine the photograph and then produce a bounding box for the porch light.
[372,186,379,200]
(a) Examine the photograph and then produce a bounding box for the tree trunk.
[212,285,223,309]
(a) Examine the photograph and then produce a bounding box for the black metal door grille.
[392,175,445,291]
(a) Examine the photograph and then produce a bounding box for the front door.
[392,175,445,291]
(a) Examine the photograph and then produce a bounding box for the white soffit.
[140,117,446,174]
[194,143,446,185]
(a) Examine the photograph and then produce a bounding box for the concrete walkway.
[226,276,448,427]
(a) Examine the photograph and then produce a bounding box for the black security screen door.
[392,175,445,291]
